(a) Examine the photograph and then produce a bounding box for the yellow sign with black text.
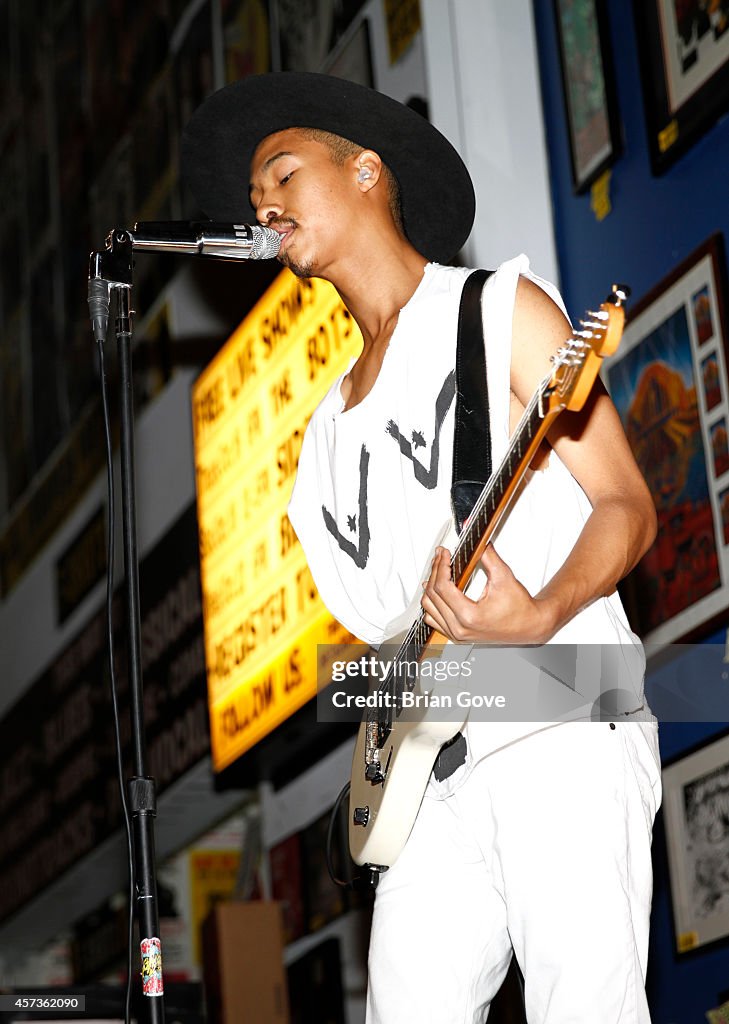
[192,270,362,771]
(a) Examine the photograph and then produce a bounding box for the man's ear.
[354,150,383,191]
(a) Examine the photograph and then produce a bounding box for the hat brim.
[181,72,475,265]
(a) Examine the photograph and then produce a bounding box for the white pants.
[366,720,662,1024]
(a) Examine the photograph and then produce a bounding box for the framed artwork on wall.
[273,0,368,73]
[323,16,373,87]
[662,729,729,953]
[553,0,622,192]
[633,0,729,175]
[604,234,729,647]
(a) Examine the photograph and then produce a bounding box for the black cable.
[326,781,353,889]
[97,337,135,1024]
[326,781,385,893]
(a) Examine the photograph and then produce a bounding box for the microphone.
[126,221,282,260]
[87,221,281,344]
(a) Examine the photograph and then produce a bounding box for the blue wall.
[533,0,729,318]
[532,0,729,1020]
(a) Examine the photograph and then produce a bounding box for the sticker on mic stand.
[140,936,164,996]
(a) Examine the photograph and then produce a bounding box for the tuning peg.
[552,346,583,367]
[606,283,631,305]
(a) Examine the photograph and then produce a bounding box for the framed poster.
[663,729,729,953]
[604,234,729,646]
[553,0,621,192]
[633,0,729,174]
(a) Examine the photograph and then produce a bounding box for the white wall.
[421,0,559,284]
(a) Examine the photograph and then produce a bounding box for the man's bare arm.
[421,277,657,644]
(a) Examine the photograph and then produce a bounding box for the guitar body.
[350,691,463,867]
[347,287,628,871]
[349,635,468,867]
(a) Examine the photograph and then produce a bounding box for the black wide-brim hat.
[181,72,475,264]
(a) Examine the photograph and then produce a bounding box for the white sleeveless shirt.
[288,257,649,767]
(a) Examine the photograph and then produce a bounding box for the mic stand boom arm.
[89,232,164,1024]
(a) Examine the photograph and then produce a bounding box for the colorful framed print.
[553,0,622,192]
[604,234,729,646]
[662,729,729,953]
[633,0,729,175]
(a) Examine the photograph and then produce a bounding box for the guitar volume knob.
[365,763,384,783]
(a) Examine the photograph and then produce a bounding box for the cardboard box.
[202,901,290,1023]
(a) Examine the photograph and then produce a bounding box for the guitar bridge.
[364,719,388,784]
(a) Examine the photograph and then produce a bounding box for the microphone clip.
[90,231,135,288]
[88,233,135,345]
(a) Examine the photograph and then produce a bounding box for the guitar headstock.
[547,283,629,413]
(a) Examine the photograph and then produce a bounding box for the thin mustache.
[268,217,298,230]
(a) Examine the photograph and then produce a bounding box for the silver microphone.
[126,221,281,260]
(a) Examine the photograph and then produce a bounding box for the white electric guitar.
[349,285,628,869]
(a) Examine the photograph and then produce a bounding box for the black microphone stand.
[88,231,165,1024]
[86,222,279,1022]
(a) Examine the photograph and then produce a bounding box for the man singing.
[182,73,661,1023]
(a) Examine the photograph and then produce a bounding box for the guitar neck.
[452,374,561,587]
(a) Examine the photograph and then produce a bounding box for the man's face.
[249,128,354,279]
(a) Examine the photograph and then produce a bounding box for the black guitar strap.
[451,268,494,532]
[434,268,493,783]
